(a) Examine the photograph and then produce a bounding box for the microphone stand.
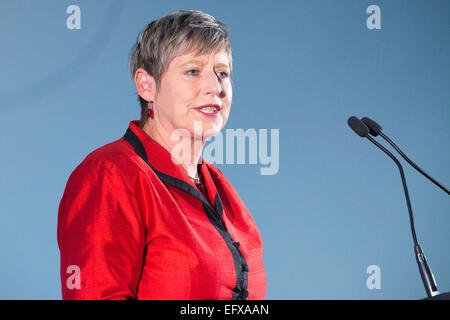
[365,135,440,298]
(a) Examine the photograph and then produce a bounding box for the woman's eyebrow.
[214,62,230,69]
[179,59,206,68]
[179,60,229,69]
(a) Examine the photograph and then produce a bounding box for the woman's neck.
[141,119,204,179]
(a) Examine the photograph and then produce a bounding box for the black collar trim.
[123,127,248,300]
[123,128,223,222]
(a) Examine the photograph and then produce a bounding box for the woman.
[57,10,266,300]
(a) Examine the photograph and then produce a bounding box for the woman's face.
[154,49,232,140]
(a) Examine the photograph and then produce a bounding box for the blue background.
[0,0,448,299]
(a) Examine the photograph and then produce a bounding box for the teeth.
[199,106,218,113]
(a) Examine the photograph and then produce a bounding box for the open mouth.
[194,104,221,116]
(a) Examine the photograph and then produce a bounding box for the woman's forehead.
[170,50,231,69]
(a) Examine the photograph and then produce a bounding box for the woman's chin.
[187,117,223,138]
[203,121,225,138]
[189,127,220,141]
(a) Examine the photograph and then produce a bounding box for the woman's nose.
[201,71,222,96]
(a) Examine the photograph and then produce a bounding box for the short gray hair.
[129,10,232,127]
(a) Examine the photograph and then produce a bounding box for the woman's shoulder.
[69,137,151,183]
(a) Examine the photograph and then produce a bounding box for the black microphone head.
[347,116,369,138]
[361,117,382,136]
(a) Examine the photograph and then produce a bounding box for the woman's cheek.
[224,105,231,119]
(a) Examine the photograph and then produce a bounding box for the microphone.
[361,117,449,195]
[347,116,440,298]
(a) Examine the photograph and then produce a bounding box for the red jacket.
[57,120,266,300]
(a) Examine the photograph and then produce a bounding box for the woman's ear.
[134,68,157,102]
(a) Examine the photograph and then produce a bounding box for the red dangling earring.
[147,102,154,119]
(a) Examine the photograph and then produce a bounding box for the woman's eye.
[187,69,229,78]
[187,69,198,76]
[217,71,229,78]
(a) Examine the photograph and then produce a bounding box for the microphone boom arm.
[366,135,440,297]
[379,132,450,195]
